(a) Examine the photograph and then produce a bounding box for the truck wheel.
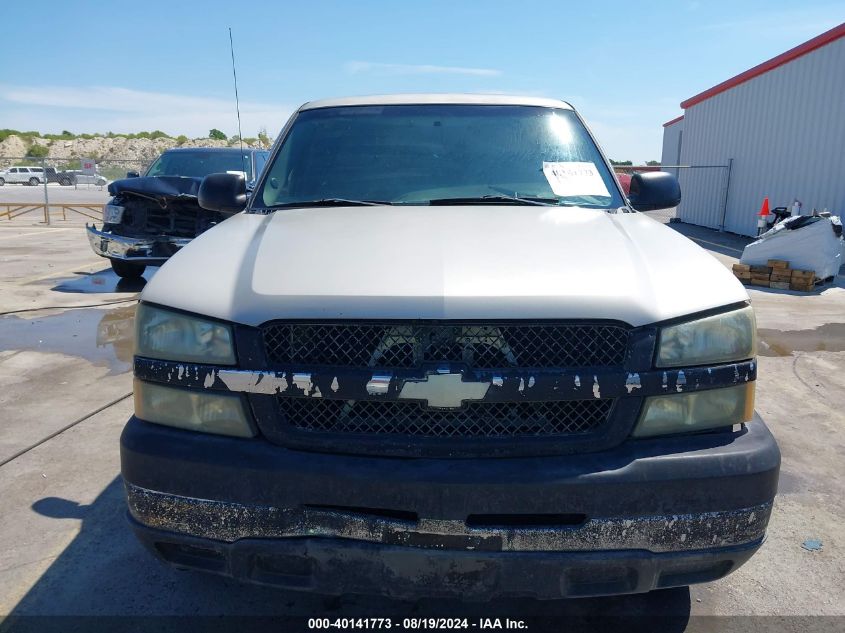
[59,177,72,186]
[28,177,39,186]
[110,259,146,279]
[0,177,5,186]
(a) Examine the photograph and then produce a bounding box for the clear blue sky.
[1,1,843,162]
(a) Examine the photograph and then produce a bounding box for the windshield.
[256,105,624,209]
[146,151,255,180]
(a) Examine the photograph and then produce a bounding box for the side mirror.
[628,171,681,212]
[126,171,140,178]
[198,172,247,214]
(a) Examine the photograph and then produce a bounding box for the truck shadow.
[666,222,752,259]
[50,267,155,294]
[8,477,691,631]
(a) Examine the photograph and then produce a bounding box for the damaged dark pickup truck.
[86,147,268,278]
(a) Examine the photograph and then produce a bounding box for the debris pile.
[740,214,843,283]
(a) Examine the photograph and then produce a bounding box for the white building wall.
[669,35,845,236]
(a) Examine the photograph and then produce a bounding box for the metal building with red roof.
[660,23,845,236]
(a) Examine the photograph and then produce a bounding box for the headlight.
[657,306,756,367]
[633,383,755,438]
[103,203,125,224]
[134,379,254,437]
[135,303,235,364]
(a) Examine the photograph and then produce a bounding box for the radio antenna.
[228,27,246,164]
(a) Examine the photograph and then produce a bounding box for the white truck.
[121,94,779,600]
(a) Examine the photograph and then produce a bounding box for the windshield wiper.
[427,195,557,206]
[262,198,394,209]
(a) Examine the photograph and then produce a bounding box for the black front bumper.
[131,519,763,600]
[121,414,779,599]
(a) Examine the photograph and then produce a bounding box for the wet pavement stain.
[49,267,155,294]
[757,323,845,357]
[0,304,136,374]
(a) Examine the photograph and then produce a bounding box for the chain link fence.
[0,155,152,186]
[614,165,732,228]
[0,155,154,225]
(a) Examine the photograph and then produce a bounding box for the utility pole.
[42,157,50,226]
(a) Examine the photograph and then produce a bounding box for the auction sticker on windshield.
[542,161,610,198]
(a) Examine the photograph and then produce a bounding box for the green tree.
[609,159,633,166]
[257,126,271,148]
[208,128,227,141]
[0,129,17,142]
[646,160,660,166]
[175,135,188,145]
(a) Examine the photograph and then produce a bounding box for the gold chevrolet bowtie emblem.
[398,371,491,408]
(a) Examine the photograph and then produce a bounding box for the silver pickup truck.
[121,94,779,600]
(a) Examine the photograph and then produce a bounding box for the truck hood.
[108,176,201,199]
[141,206,749,327]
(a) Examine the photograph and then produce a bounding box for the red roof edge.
[663,115,684,127]
[680,22,845,109]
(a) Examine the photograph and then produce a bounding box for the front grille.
[119,196,224,238]
[143,205,198,237]
[277,398,613,438]
[262,322,629,369]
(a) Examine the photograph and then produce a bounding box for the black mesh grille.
[277,398,613,438]
[262,322,629,369]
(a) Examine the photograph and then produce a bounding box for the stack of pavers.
[731,260,816,292]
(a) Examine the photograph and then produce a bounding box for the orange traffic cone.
[757,197,770,234]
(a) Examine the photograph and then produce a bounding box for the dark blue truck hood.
[108,176,202,199]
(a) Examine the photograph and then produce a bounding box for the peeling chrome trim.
[126,482,772,553]
[625,373,642,394]
[133,357,759,404]
[366,374,392,395]
[86,224,191,261]
[291,372,313,394]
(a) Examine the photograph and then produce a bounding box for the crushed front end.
[86,176,228,265]
[121,308,780,600]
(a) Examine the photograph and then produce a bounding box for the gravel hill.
[0,134,268,170]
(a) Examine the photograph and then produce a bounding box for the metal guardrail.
[0,203,102,223]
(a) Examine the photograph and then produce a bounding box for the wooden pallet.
[732,260,819,292]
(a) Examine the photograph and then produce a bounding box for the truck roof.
[300,93,574,111]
